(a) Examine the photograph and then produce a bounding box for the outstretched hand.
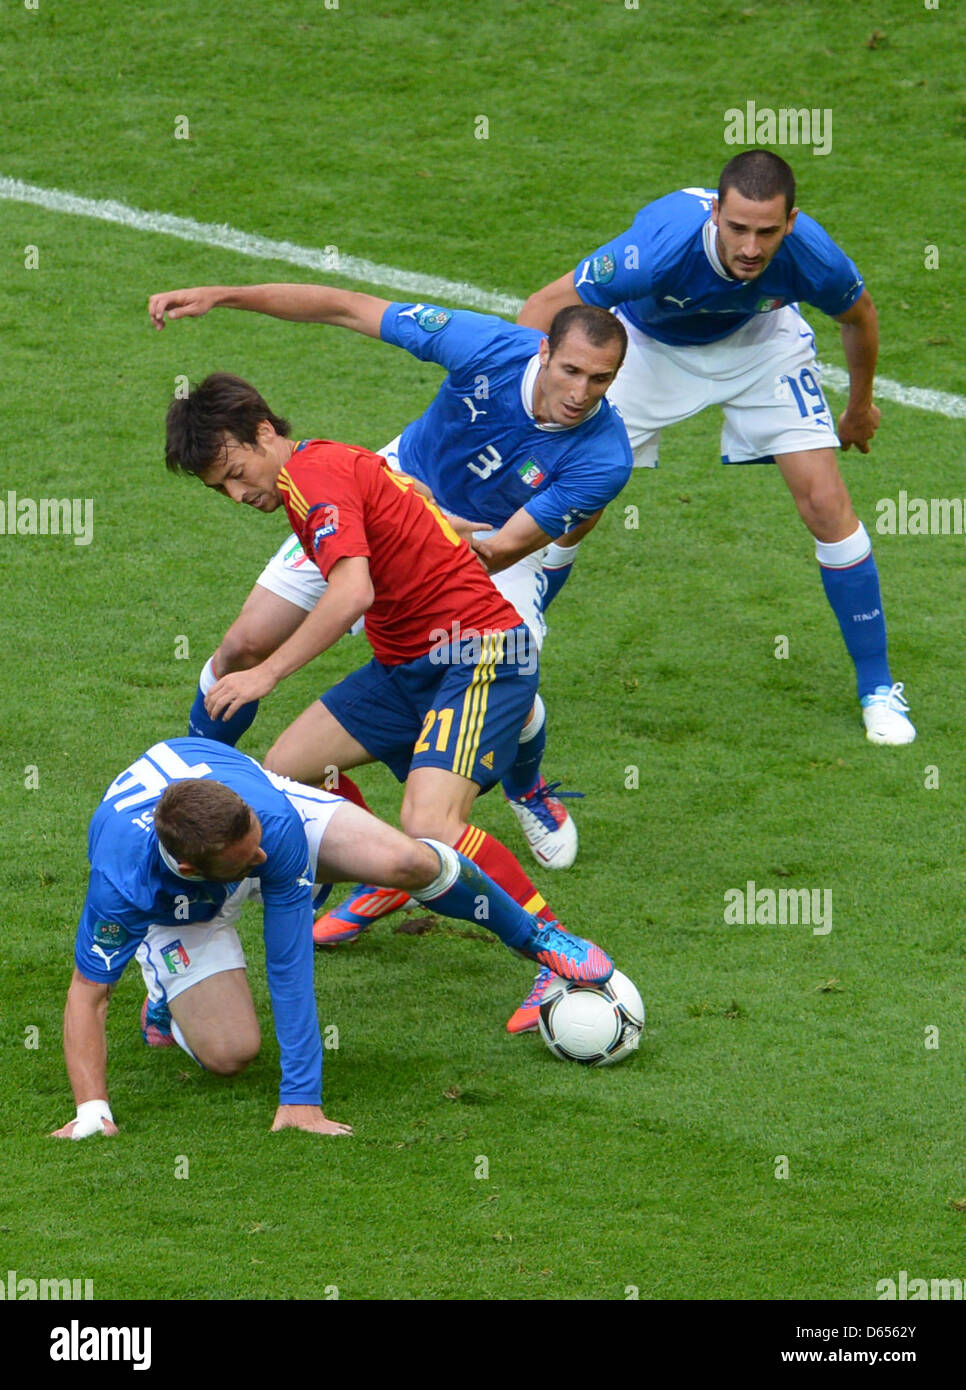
[148,287,219,330]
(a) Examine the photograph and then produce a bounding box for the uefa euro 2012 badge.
[93,921,127,948]
[591,253,616,284]
[416,306,451,332]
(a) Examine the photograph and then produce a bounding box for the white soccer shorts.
[255,434,548,649]
[607,305,841,469]
[137,780,345,1006]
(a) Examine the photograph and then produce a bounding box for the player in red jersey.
[163,373,614,998]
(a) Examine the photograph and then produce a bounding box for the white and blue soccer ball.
[538,970,644,1066]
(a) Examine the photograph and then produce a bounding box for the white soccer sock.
[411,838,460,900]
[198,655,219,695]
[814,521,871,568]
[543,540,581,571]
[519,692,546,742]
[171,1017,201,1065]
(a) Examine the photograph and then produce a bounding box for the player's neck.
[531,367,550,424]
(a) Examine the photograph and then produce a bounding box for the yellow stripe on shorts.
[453,631,505,779]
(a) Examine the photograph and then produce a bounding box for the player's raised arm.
[834,290,881,453]
[50,970,119,1139]
[517,271,584,331]
[149,283,391,338]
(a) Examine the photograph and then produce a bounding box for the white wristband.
[73,1099,113,1140]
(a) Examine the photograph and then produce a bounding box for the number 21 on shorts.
[414,707,454,754]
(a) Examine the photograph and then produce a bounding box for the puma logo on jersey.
[575,254,616,289]
[398,303,427,320]
[462,397,487,424]
[663,294,692,308]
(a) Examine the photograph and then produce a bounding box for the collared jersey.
[380,303,632,535]
[573,187,865,346]
[74,739,322,1106]
[277,439,521,666]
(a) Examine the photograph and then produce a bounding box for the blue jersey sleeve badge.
[591,253,616,284]
[416,306,452,332]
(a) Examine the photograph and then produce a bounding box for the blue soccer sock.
[541,539,581,610]
[187,656,260,745]
[816,523,892,700]
[501,694,546,800]
[411,840,535,950]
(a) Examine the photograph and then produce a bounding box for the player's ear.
[711,196,719,224]
[538,336,551,367]
[786,207,799,234]
[255,418,276,448]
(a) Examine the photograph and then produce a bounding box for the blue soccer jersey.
[573,188,865,346]
[380,303,632,536]
[74,738,323,1106]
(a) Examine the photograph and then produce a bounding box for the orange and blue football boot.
[506,966,558,1034]
[515,918,613,984]
[141,995,175,1048]
[313,884,415,948]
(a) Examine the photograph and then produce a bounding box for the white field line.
[2,174,963,421]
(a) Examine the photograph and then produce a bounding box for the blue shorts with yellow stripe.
[321,624,539,785]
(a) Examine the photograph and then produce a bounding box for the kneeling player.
[163,374,605,1032]
[52,739,614,1142]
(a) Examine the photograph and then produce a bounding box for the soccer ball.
[538,970,644,1066]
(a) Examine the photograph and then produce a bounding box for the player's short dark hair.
[165,373,291,476]
[718,149,796,217]
[153,779,254,873]
[547,305,627,369]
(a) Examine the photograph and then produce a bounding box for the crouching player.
[52,738,613,1141]
[163,374,608,1032]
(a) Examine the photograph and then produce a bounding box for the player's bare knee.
[799,493,855,538]
[398,803,459,848]
[201,1032,260,1076]
[386,837,440,891]
[217,626,276,673]
[262,739,293,777]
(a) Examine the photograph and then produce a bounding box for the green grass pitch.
[1,0,964,1302]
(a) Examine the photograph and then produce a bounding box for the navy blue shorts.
[321,624,539,784]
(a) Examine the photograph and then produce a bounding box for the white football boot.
[505,776,581,869]
[860,683,916,745]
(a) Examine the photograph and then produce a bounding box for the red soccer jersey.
[277,440,523,666]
